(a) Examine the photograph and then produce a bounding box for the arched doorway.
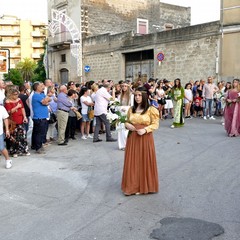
[60,68,69,84]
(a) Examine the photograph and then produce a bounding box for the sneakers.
[203,116,207,120]
[209,116,216,120]
[170,125,175,129]
[24,152,31,156]
[81,135,87,140]
[13,154,18,158]
[5,160,12,169]
[87,135,93,139]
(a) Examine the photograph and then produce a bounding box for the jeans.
[204,98,213,117]
[32,119,48,151]
[93,114,112,140]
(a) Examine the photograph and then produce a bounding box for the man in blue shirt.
[31,82,51,153]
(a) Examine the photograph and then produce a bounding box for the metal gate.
[125,60,154,83]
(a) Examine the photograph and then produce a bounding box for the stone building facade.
[83,21,220,83]
[47,0,190,83]
[80,0,190,36]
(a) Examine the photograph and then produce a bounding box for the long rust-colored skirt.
[121,124,159,195]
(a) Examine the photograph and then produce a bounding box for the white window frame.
[137,18,149,34]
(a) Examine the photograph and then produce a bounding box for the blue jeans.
[204,98,213,117]
[31,119,48,151]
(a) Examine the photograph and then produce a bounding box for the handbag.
[158,98,166,105]
[48,112,57,124]
[88,107,94,119]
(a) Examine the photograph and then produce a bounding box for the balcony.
[11,52,21,58]
[0,20,20,25]
[32,31,46,37]
[32,53,41,58]
[32,42,42,48]
[0,41,18,47]
[0,30,20,36]
[31,21,47,26]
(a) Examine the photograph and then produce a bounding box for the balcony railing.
[32,53,41,58]
[0,30,20,36]
[0,42,18,47]
[32,42,42,48]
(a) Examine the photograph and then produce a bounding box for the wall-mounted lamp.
[110,52,113,57]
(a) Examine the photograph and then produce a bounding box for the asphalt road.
[0,117,239,240]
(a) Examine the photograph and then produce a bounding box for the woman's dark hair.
[224,81,232,92]
[79,87,88,97]
[19,85,26,93]
[132,87,149,115]
[173,78,182,89]
[185,83,192,89]
[67,89,77,97]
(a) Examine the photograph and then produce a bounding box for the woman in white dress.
[156,81,165,119]
[117,82,133,150]
[184,83,193,118]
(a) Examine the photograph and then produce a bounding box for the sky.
[0,0,220,25]
[161,0,220,25]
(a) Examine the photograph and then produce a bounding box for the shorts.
[194,106,203,112]
[0,134,6,151]
[82,114,91,122]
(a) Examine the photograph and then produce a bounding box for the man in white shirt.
[93,82,117,142]
[202,76,219,120]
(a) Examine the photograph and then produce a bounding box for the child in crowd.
[193,92,203,117]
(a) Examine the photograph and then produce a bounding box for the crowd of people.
[0,77,239,197]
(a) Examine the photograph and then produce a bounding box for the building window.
[61,54,66,63]
[164,23,174,31]
[137,18,148,35]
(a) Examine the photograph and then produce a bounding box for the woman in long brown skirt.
[121,86,159,196]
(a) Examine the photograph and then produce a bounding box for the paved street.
[0,117,239,240]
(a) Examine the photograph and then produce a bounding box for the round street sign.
[157,52,164,62]
[84,65,91,72]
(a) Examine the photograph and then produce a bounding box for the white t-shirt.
[0,89,5,105]
[94,87,111,116]
[0,106,9,135]
[156,89,165,99]
[184,89,193,104]
[80,95,93,114]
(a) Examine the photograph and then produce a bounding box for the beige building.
[0,15,47,75]
[220,0,240,80]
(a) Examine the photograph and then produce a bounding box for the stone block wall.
[81,0,190,36]
[82,21,220,84]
